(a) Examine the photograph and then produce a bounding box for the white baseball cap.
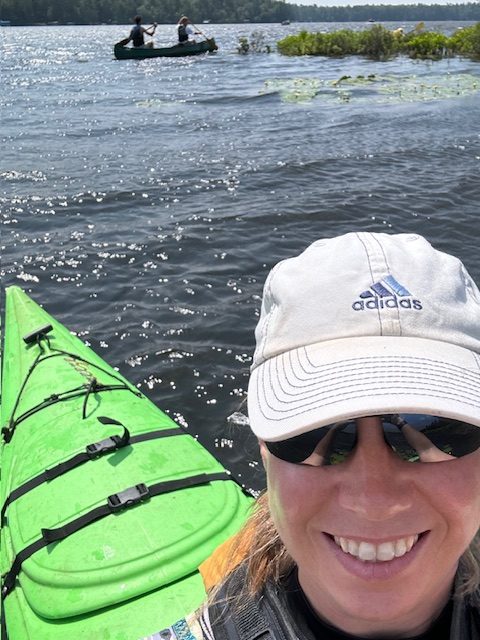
[247,232,480,442]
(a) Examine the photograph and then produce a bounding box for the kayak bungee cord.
[1,326,141,444]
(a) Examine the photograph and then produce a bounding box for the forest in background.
[1,0,480,25]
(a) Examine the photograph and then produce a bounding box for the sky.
[286,0,471,5]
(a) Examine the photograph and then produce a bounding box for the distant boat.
[0,19,12,26]
[202,19,211,24]
[114,38,218,59]
[281,20,291,25]
[367,18,376,22]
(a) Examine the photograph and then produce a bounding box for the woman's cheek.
[265,455,322,532]
[427,457,480,518]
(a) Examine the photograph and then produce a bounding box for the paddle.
[191,22,209,41]
[149,22,157,42]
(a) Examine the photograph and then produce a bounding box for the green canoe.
[114,38,218,59]
[0,287,252,639]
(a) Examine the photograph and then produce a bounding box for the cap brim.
[247,336,480,441]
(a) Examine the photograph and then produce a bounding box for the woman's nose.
[336,417,414,521]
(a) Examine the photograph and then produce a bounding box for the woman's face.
[261,417,480,638]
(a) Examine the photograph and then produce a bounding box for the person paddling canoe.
[177,16,201,45]
[125,15,157,48]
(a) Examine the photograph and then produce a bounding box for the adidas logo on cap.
[352,275,423,311]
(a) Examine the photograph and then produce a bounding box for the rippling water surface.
[2,23,480,491]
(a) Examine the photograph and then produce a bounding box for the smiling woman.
[146,231,480,640]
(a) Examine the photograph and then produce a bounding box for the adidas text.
[352,298,422,311]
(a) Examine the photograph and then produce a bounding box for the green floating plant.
[277,22,480,60]
[261,77,321,102]
[237,31,272,54]
[261,73,480,105]
[331,74,378,86]
[376,73,480,103]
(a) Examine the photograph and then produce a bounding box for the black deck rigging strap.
[1,592,7,640]
[0,422,184,526]
[1,471,230,599]
[82,377,100,419]
[2,332,142,443]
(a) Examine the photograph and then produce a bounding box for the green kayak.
[114,38,218,59]
[0,286,252,639]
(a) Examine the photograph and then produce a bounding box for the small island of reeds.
[277,22,480,60]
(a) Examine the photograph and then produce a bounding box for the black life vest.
[131,24,144,47]
[178,24,188,43]
[208,566,296,640]
[207,565,480,640]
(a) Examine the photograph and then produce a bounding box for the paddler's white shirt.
[182,24,196,40]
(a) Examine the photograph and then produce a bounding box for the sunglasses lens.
[264,414,480,466]
[383,414,480,462]
[265,421,357,466]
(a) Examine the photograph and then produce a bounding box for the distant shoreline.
[3,18,480,27]
[2,0,480,27]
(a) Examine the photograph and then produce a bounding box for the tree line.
[1,0,480,25]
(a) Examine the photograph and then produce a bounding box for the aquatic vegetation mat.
[261,78,320,102]
[261,73,480,104]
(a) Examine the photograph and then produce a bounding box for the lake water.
[2,22,480,492]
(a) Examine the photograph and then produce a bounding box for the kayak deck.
[0,286,252,638]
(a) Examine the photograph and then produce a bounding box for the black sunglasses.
[264,414,480,466]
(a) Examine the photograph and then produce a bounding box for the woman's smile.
[321,530,431,582]
[330,532,421,562]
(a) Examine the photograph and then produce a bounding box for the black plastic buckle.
[23,324,53,345]
[86,435,121,458]
[107,483,149,512]
[1,426,12,444]
[1,572,13,598]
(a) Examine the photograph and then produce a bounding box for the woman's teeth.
[333,534,419,562]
